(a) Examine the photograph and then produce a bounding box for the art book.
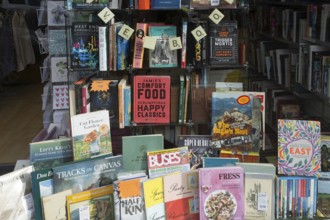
[163,170,199,220]
[67,185,115,220]
[133,75,171,124]
[53,155,123,194]
[278,119,321,176]
[50,57,68,83]
[199,167,245,220]
[122,134,164,172]
[71,110,112,161]
[29,137,73,170]
[143,177,166,220]
[71,22,99,70]
[147,147,190,179]
[42,189,72,220]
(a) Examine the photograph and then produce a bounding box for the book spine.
[132,23,147,69]
[139,0,150,9]
[81,85,88,113]
[183,75,190,124]
[99,26,108,71]
[124,86,131,127]
[118,82,124,129]
[178,75,185,124]
[181,21,187,69]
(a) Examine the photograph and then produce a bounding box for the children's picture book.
[199,166,244,220]
[48,29,67,56]
[202,157,238,168]
[278,119,321,176]
[149,25,178,68]
[47,1,66,26]
[71,22,99,70]
[133,75,171,124]
[147,147,190,179]
[53,155,123,194]
[122,134,164,172]
[53,84,69,110]
[50,57,68,83]
[42,189,72,220]
[143,177,166,220]
[29,137,73,170]
[67,185,115,220]
[71,110,112,161]
[163,170,199,220]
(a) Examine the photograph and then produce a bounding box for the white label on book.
[98,7,115,24]
[258,192,267,211]
[209,9,225,24]
[79,206,90,220]
[143,36,157,50]
[224,0,234,4]
[99,26,107,71]
[191,25,207,42]
[211,0,220,6]
[169,37,182,50]
[118,24,134,40]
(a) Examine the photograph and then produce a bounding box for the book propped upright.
[143,177,166,220]
[133,23,147,69]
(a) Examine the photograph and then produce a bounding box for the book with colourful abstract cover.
[163,170,199,220]
[147,147,190,179]
[199,166,244,220]
[278,119,321,176]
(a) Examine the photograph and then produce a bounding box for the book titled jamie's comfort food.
[71,110,112,161]
[278,119,321,176]
[199,167,244,220]
[133,75,171,124]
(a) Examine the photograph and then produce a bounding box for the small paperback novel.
[67,185,115,220]
[149,25,178,68]
[122,134,164,172]
[147,147,190,179]
[199,166,245,220]
[71,110,112,161]
[143,177,166,220]
[71,0,110,9]
[42,189,72,220]
[177,135,218,169]
[133,75,171,124]
[278,119,321,176]
[163,170,199,220]
[29,137,73,170]
[71,22,99,70]
[202,157,238,168]
[53,155,123,194]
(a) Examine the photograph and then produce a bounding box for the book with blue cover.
[151,0,180,9]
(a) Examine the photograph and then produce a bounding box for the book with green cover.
[122,134,164,172]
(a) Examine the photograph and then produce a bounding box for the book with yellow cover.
[143,177,166,220]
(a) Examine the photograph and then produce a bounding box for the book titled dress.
[199,166,245,220]
[278,119,321,176]
[133,75,171,124]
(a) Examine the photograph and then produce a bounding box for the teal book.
[123,85,131,127]
[53,155,123,194]
[29,137,73,171]
[202,157,238,168]
[116,22,130,70]
[122,134,164,172]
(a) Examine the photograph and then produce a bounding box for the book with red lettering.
[199,166,245,220]
[133,75,171,124]
[147,147,190,178]
[278,119,321,176]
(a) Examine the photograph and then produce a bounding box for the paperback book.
[42,189,72,220]
[143,177,166,220]
[202,157,238,168]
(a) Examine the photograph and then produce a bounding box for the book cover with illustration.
[122,134,164,172]
[147,147,190,179]
[50,57,68,83]
[71,22,99,70]
[133,75,171,124]
[53,155,123,194]
[278,119,321,176]
[42,189,72,220]
[163,170,199,220]
[199,166,245,220]
[148,25,178,68]
[71,110,112,161]
[143,177,166,220]
[29,137,73,170]
[67,185,114,220]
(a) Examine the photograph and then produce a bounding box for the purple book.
[199,166,244,220]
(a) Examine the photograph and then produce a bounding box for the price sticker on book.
[118,24,134,40]
[191,25,207,42]
[258,192,268,211]
[209,9,225,24]
[169,37,182,50]
[79,206,90,220]
[98,7,115,24]
[143,36,157,50]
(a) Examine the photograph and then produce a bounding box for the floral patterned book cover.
[278,119,321,176]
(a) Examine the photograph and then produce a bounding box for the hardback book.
[133,75,171,124]
[202,157,238,168]
[122,134,164,172]
[199,166,245,220]
[215,82,243,92]
[321,135,330,172]
[151,0,180,9]
[42,189,72,220]
[181,20,188,68]
[278,119,321,176]
[73,75,94,115]
[149,25,178,68]
[53,155,123,194]
[163,170,199,220]
[147,147,190,179]
[209,20,239,66]
[236,162,276,176]
[71,110,112,161]
[48,29,67,56]
[178,74,185,124]
[71,22,99,70]
[133,23,147,69]
[52,84,69,110]
[142,177,166,220]
[66,185,115,220]
[177,135,218,169]
[29,137,73,170]
[220,149,260,163]
[50,57,68,83]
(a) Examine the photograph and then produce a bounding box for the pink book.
[132,23,147,69]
